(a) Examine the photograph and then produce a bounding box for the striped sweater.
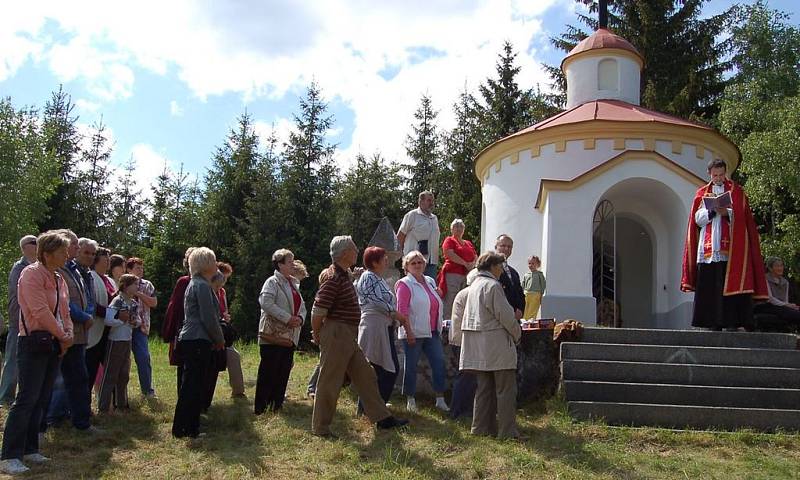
[315,264,361,325]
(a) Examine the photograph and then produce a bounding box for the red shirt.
[441,236,476,276]
[217,287,228,317]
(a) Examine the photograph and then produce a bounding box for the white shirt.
[695,183,732,264]
[399,207,440,265]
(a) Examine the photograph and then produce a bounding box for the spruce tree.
[404,93,444,210]
[230,126,282,338]
[40,85,82,231]
[75,118,114,241]
[439,90,484,248]
[201,111,261,263]
[106,157,148,255]
[278,81,338,279]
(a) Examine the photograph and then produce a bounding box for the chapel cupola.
[560,27,644,109]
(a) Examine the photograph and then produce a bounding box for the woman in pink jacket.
[1,231,74,475]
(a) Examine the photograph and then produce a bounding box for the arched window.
[597,58,618,91]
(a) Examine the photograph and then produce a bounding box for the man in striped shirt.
[310,235,409,437]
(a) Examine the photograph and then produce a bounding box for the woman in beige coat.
[460,251,522,439]
[255,249,306,414]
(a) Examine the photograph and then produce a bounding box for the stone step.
[562,359,800,389]
[568,401,800,432]
[580,327,798,350]
[561,342,800,368]
[563,380,800,410]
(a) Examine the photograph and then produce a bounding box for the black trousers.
[254,344,295,414]
[357,326,399,414]
[449,346,478,419]
[202,359,220,412]
[172,339,211,438]
[60,343,91,429]
[754,303,800,327]
[1,337,59,460]
[692,261,754,329]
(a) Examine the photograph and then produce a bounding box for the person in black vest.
[494,234,524,320]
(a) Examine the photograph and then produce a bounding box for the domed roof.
[560,28,643,70]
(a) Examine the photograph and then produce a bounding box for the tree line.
[0,0,797,340]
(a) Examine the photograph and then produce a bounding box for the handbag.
[20,275,61,354]
[259,316,294,347]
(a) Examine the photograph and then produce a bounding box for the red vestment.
[681,179,768,298]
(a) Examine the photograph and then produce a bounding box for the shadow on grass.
[183,396,269,475]
[34,405,160,479]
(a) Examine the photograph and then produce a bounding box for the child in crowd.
[522,255,546,320]
[99,274,141,413]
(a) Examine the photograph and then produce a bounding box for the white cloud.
[3,0,571,175]
[169,100,183,117]
[75,98,101,113]
[125,143,171,200]
[254,118,295,150]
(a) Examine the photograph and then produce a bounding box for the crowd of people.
[0,177,796,474]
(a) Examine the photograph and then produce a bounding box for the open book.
[702,191,732,211]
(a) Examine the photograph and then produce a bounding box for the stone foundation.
[394,329,558,404]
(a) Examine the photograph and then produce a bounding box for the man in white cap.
[0,235,38,406]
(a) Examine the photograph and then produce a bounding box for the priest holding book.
[681,159,769,330]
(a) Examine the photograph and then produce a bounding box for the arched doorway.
[592,177,687,329]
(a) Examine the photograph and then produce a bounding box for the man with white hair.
[398,191,441,279]
[54,232,99,433]
[0,235,38,406]
[310,235,409,438]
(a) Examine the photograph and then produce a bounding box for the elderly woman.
[356,247,413,413]
[1,231,74,475]
[461,251,522,439]
[397,250,448,413]
[438,219,477,321]
[171,247,225,439]
[754,257,800,328]
[255,249,306,414]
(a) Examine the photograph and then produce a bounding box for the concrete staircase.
[561,327,800,431]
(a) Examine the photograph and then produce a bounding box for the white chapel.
[475,28,740,328]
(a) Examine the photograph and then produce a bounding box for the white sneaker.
[406,397,418,412]
[0,458,30,475]
[23,453,50,464]
[435,397,450,412]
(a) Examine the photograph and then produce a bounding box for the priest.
[681,159,769,329]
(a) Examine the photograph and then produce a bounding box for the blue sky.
[1,0,797,196]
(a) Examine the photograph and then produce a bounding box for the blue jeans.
[0,326,19,404]
[1,336,59,460]
[60,343,91,430]
[402,331,446,396]
[43,371,69,429]
[132,329,154,394]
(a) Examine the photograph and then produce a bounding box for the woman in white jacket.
[396,251,448,413]
[255,249,306,414]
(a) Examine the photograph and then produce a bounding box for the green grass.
[2,340,800,479]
